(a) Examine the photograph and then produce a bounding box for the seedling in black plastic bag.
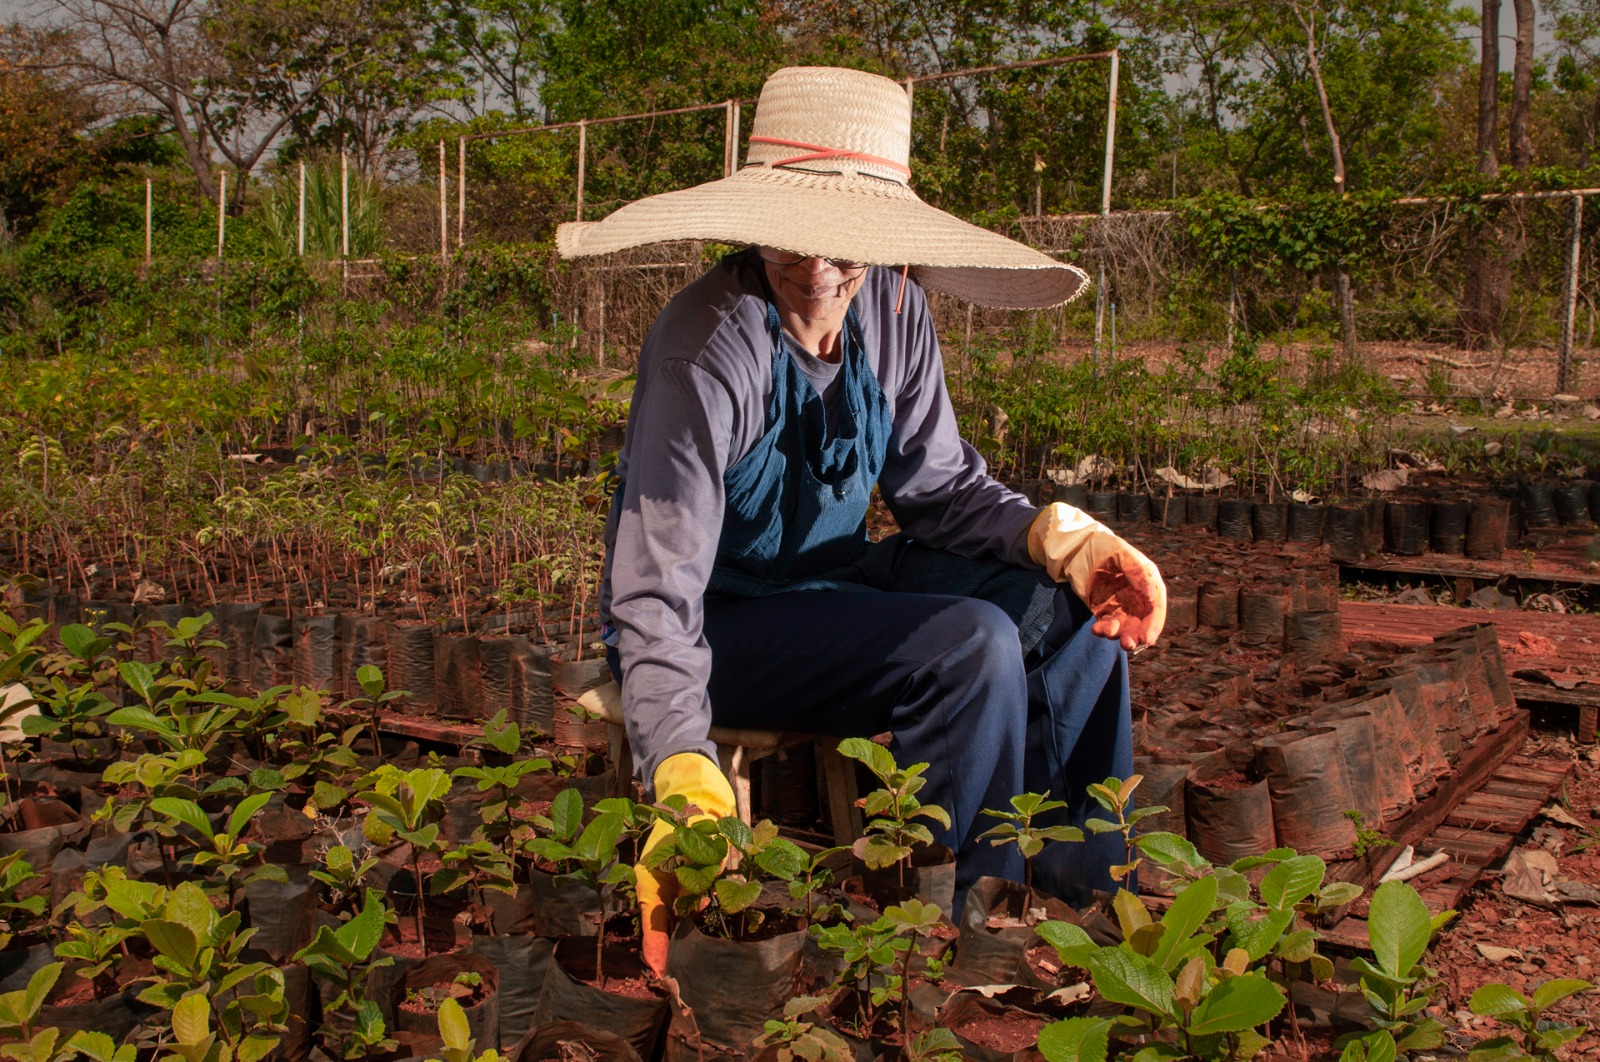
[835,738,951,885]
[1085,774,1167,883]
[978,790,1084,891]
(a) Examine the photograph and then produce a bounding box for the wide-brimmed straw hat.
[555,66,1088,309]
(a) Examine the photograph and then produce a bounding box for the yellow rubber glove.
[637,751,736,976]
[1028,502,1168,650]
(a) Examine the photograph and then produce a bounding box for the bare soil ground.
[1432,729,1600,1058]
[1074,339,1600,405]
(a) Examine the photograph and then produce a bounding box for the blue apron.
[706,291,891,599]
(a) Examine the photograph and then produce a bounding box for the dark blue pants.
[697,537,1133,909]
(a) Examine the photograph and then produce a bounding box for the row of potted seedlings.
[1043,478,1600,562]
[1,607,1573,1061]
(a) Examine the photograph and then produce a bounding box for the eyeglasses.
[758,248,868,272]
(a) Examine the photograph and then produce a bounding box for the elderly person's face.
[759,249,868,358]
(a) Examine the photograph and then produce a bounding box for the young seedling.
[1336,880,1456,1061]
[309,844,383,922]
[0,852,46,951]
[1085,774,1168,883]
[150,791,286,907]
[452,713,551,859]
[432,995,511,1062]
[785,845,850,928]
[1467,977,1593,1062]
[525,787,636,979]
[808,898,943,1042]
[129,880,290,1061]
[977,790,1085,891]
[293,888,397,1061]
[835,738,951,886]
[1035,875,1288,1061]
[752,995,854,1062]
[340,664,409,758]
[359,765,451,955]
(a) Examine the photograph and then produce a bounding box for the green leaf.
[20,962,62,1022]
[357,665,386,698]
[150,798,214,841]
[1227,907,1295,964]
[1530,977,1593,1011]
[437,997,472,1053]
[141,919,200,971]
[117,661,158,705]
[835,737,895,782]
[1341,1029,1397,1062]
[1036,919,1098,965]
[1135,832,1206,871]
[59,624,102,660]
[717,815,754,852]
[1036,1016,1113,1062]
[1259,855,1325,911]
[237,1033,281,1062]
[1464,1036,1531,1062]
[227,792,272,839]
[1367,880,1433,979]
[171,992,211,1045]
[336,889,388,960]
[1154,874,1217,971]
[1187,973,1285,1036]
[61,1032,118,1062]
[548,787,583,841]
[1083,947,1177,1022]
[675,824,728,867]
[714,878,762,913]
[1469,983,1530,1018]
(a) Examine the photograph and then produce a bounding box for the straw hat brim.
[556,166,1089,310]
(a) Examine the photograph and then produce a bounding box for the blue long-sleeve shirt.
[601,255,1040,784]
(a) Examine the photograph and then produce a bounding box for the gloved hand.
[1028,502,1168,650]
[637,751,736,976]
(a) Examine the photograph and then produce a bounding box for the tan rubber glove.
[1028,502,1168,650]
[637,751,736,976]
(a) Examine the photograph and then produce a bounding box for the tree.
[536,0,785,211]
[435,0,556,121]
[42,0,460,207]
[1117,0,1466,197]
[1457,0,1535,345]
[0,24,174,236]
[0,25,98,234]
[1290,0,1358,362]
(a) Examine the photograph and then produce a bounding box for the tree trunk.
[1509,0,1534,170]
[1295,1,1358,363]
[1461,0,1509,346]
[1475,0,1501,178]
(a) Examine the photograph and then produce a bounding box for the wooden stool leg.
[607,722,632,799]
[730,745,752,825]
[819,740,862,847]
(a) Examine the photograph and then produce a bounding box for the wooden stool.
[576,679,862,847]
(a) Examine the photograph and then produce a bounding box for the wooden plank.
[376,711,485,747]
[1344,539,1600,588]
[1510,681,1600,708]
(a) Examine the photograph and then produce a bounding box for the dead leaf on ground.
[1538,803,1584,827]
[1476,943,1524,963]
[1501,848,1561,909]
